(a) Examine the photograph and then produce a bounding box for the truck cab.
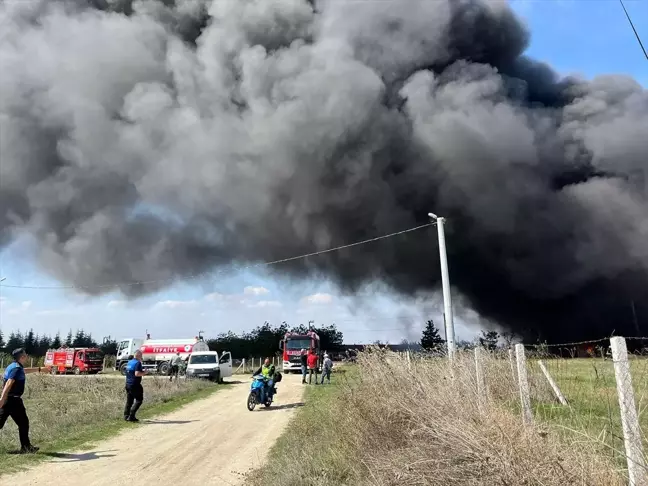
[185,351,232,383]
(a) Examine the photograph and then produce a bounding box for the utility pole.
[429,213,455,359]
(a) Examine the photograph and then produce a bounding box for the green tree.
[51,333,62,349]
[479,330,500,351]
[5,331,23,352]
[36,335,52,355]
[23,329,36,355]
[99,338,118,355]
[65,330,73,347]
[421,320,445,350]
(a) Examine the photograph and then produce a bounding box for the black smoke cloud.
[1,0,647,342]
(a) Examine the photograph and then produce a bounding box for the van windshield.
[189,355,217,365]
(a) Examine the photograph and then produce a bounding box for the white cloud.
[21,301,32,310]
[204,292,225,301]
[301,293,334,305]
[248,300,283,308]
[244,286,270,296]
[152,300,199,310]
[107,300,126,309]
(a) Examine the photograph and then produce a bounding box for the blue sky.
[1,0,647,345]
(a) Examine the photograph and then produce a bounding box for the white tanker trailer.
[115,332,210,375]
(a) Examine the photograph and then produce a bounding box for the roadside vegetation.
[249,351,625,486]
[0,375,219,473]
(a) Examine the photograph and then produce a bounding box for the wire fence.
[422,336,648,484]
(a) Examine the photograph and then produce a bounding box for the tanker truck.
[115,332,210,375]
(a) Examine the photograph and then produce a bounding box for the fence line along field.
[0,373,217,472]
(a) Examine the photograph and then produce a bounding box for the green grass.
[0,374,221,474]
[246,366,357,486]
[507,357,648,468]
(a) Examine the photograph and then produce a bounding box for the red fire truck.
[279,330,320,373]
[44,347,104,375]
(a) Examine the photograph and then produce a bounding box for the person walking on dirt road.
[0,348,39,453]
[169,352,182,382]
[300,349,308,384]
[124,350,148,422]
[307,349,319,385]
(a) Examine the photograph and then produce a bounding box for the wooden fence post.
[474,347,487,412]
[610,337,648,485]
[538,360,568,406]
[515,344,533,426]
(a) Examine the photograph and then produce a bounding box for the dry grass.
[250,350,625,486]
[0,374,216,471]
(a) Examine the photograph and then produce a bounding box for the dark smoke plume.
[1,0,647,342]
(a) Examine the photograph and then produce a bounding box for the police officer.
[124,350,148,422]
[0,348,38,453]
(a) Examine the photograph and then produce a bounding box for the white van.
[185,351,232,383]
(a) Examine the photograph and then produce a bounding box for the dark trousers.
[0,397,31,448]
[124,384,144,419]
[169,365,179,381]
[308,367,318,384]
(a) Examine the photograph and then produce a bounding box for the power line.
[0,222,435,290]
[619,0,648,60]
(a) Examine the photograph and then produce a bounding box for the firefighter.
[0,348,39,453]
[124,350,148,422]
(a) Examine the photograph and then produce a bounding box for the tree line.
[206,322,344,358]
[0,329,118,357]
[0,322,344,360]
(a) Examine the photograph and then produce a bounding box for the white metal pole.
[435,216,455,358]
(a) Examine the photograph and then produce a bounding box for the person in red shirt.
[306,349,319,385]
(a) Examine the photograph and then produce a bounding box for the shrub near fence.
[468,337,648,485]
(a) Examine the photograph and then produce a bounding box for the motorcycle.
[247,371,282,411]
[247,374,273,411]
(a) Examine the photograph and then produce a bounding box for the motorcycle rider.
[252,358,276,403]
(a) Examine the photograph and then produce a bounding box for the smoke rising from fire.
[1,0,647,341]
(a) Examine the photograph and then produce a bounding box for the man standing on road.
[307,349,319,385]
[124,350,148,422]
[300,349,308,384]
[0,348,39,453]
[169,352,182,382]
[320,353,333,384]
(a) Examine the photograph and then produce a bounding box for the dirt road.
[8,374,305,486]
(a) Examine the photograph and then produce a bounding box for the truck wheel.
[119,363,128,375]
[213,370,221,384]
[158,362,170,375]
[50,367,57,375]
[73,367,81,375]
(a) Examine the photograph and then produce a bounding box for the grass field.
[246,366,356,486]
[250,353,630,486]
[0,374,219,473]
[522,356,648,467]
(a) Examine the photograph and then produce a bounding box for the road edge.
[0,383,222,476]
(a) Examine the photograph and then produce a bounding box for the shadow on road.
[262,402,305,411]
[222,380,244,385]
[39,450,117,462]
[141,419,198,425]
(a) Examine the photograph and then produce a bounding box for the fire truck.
[279,330,320,373]
[44,347,104,375]
[114,332,211,375]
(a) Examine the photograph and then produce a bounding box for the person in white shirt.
[320,353,333,384]
[169,352,183,382]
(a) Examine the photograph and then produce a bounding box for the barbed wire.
[0,222,435,291]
